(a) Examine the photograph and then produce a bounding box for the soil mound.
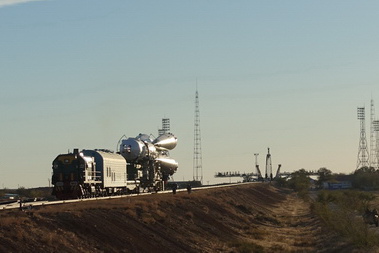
[0,183,352,252]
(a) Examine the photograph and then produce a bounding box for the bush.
[286,169,311,198]
[353,167,379,190]
[313,190,379,249]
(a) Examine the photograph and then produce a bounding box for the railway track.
[0,182,254,211]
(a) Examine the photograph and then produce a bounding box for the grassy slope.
[0,184,354,253]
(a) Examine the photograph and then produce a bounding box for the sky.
[1,0,379,188]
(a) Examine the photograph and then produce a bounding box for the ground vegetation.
[0,183,354,253]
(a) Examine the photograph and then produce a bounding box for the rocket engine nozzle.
[153,133,177,150]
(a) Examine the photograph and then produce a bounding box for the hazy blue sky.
[1,0,378,188]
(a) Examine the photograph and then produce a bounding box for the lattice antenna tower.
[158,118,170,136]
[357,107,369,170]
[193,86,203,183]
[370,99,378,168]
[374,120,379,170]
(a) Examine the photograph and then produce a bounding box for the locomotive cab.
[52,149,99,199]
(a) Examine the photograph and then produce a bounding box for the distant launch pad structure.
[215,148,283,181]
[265,148,273,180]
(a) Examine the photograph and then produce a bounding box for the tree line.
[277,166,379,195]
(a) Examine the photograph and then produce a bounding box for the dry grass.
[0,184,356,253]
[228,240,264,253]
[313,190,379,249]
[0,215,28,226]
[254,211,281,225]
[185,211,194,219]
[246,227,267,240]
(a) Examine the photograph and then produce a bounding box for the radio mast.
[357,107,369,170]
[370,99,378,169]
[193,86,203,183]
[375,120,379,170]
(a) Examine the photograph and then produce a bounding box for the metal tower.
[193,87,203,183]
[374,120,379,169]
[158,118,170,135]
[357,107,369,170]
[254,153,263,180]
[370,99,378,168]
[265,148,272,181]
[275,164,282,179]
[254,153,259,166]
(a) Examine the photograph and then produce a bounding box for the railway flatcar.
[52,149,138,200]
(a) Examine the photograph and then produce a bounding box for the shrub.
[313,190,379,249]
[285,169,311,199]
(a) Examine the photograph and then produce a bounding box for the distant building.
[1,193,19,200]
[323,181,352,190]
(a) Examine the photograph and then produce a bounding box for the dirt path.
[248,190,355,253]
[256,193,321,251]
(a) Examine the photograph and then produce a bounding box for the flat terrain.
[0,183,354,252]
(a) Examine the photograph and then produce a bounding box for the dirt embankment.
[0,183,353,253]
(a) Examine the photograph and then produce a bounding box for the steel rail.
[0,182,256,211]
